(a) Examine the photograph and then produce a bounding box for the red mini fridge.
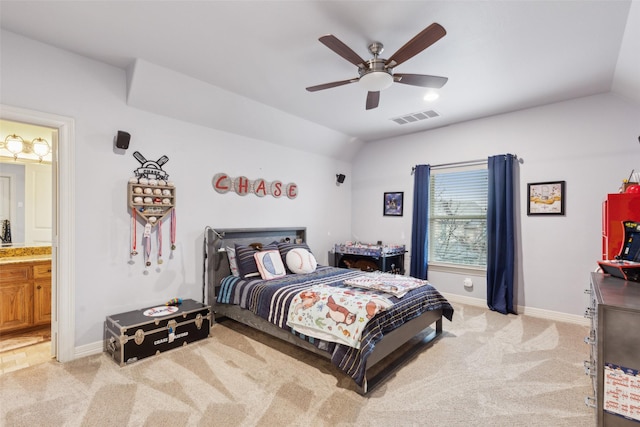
[602,193,640,259]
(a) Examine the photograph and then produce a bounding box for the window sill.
[429,262,486,276]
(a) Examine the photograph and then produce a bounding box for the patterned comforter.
[217,266,454,387]
[287,283,394,349]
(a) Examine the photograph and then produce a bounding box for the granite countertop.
[0,246,53,265]
[0,254,52,265]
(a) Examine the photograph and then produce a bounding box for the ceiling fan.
[306,23,448,110]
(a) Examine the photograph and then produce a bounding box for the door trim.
[0,104,76,362]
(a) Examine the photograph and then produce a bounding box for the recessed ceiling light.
[423,91,439,102]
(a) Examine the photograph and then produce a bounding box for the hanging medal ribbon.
[130,208,138,256]
[144,222,152,268]
[157,218,163,264]
[170,209,176,251]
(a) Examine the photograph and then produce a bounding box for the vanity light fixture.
[1,134,51,162]
[31,137,51,161]
[4,134,24,159]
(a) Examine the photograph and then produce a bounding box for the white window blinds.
[429,166,488,267]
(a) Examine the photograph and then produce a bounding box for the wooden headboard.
[205,227,306,306]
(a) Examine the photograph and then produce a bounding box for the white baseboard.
[441,292,589,326]
[74,341,104,359]
[440,292,487,308]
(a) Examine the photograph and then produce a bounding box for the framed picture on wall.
[383,192,404,216]
[527,181,565,215]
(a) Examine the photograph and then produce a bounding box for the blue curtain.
[410,164,430,279]
[486,154,516,314]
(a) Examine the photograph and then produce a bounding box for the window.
[429,165,488,268]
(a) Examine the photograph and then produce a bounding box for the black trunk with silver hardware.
[104,299,211,366]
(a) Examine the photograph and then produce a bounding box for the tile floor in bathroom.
[0,326,53,374]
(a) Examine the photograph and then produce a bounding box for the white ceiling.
[1,1,638,153]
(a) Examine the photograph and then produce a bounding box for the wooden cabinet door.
[0,264,33,332]
[33,262,52,325]
[33,280,51,325]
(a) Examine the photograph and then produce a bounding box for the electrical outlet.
[464,278,473,288]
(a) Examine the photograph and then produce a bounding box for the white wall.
[352,93,640,318]
[0,30,352,347]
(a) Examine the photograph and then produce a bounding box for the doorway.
[0,104,76,364]
[0,120,54,370]
[0,120,54,368]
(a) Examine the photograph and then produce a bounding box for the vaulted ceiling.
[1,1,638,159]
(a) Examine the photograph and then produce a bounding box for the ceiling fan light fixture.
[359,71,393,92]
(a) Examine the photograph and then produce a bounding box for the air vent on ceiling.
[391,109,440,125]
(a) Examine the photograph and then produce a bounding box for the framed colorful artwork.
[527,181,565,215]
[383,192,404,216]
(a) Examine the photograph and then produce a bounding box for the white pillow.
[226,246,239,277]
[254,250,287,280]
[286,248,317,274]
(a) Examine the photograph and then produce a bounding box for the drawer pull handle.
[585,396,596,408]
[583,360,595,377]
[37,285,42,290]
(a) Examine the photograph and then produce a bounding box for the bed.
[204,226,454,395]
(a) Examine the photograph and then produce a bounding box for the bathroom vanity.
[0,247,51,333]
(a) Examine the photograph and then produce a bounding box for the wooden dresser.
[585,273,640,426]
[0,259,51,333]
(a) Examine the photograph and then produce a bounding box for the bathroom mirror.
[0,119,54,247]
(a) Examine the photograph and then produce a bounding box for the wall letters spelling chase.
[212,173,298,199]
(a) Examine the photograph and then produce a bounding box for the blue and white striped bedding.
[217,265,454,387]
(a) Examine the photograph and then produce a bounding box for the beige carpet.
[0,303,594,426]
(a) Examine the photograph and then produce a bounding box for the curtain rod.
[411,154,518,174]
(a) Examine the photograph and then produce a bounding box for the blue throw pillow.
[234,242,278,278]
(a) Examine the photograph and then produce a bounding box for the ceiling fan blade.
[394,73,448,88]
[319,35,367,68]
[385,23,446,68]
[366,91,380,110]
[306,78,358,92]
